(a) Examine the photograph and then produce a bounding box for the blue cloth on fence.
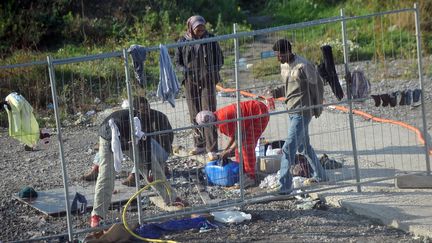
[128,44,147,87]
[157,44,180,108]
[135,216,216,238]
[71,192,87,214]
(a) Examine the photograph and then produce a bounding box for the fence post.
[47,55,74,241]
[414,3,431,174]
[122,49,143,224]
[340,9,362,192]
[233,23,245,200]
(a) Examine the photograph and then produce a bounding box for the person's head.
[187,15,207,39]
[195,110,216,125]
[273,39,293,64]
[134,96,150,115]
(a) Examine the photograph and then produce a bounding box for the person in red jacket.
[196,100,269,185]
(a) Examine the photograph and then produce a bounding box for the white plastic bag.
[210,211,252,223]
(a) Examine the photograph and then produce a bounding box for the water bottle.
[266,144,273,156]
[255,137,261,157]
[258,137,265,156]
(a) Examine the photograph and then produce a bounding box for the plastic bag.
[210,211,252,223]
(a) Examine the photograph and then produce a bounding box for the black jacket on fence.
[319,45,344,100]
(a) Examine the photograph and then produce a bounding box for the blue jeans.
[279,113,328,192]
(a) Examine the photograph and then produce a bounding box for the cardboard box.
[258,155,282,174]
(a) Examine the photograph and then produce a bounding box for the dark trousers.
[184,80,218,152]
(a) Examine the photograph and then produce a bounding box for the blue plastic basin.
[205,160,239,186]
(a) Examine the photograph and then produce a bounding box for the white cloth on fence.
[157,44,180,108]
[108,118,123,172]
[133,117,146,142]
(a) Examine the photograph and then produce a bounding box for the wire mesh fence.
[0,5,430,242]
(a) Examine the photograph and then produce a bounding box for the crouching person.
[196,100,270,187]
[90,97,185,228]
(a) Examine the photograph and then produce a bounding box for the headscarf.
[185,15,206,39]
[196,110,216,125]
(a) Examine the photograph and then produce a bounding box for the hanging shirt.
[157,44,180,107]
[5,92,40,146]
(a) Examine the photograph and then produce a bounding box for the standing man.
[175,15,224,160]
[272,39,328,194]
[196,100,269,187]
[90,97,184,228]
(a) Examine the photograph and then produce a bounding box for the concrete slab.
[396,174,432,189]
[13,180,155,216]
[317,185,432,238]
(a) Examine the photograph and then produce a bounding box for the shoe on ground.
[81,165,99,181]
[189,147,206,156]
[207,152,219,161]
[122,173,137,187]
[90,215,102,228]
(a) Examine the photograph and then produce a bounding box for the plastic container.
[205,160,239,186]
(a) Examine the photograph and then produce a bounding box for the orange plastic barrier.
[215,84,432,155]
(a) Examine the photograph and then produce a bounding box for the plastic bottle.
[258,137,266,156]
[266,144,273,156]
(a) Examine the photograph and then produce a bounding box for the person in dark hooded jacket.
[175,15,224,160]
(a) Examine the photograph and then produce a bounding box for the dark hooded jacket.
[175,32,224,87]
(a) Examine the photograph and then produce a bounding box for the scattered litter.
[86,110,96,116]
[121,99,129,109]
[210,210,252,223]
[259,172,280,189]
[296,198,317,210]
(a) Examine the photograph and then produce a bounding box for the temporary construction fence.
[0,4,430,242]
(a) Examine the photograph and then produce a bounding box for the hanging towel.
[128,44,148,87]
[108,118,123,172]
[5,93,40,147]
[157,44,180,108]
[133,117,146,143]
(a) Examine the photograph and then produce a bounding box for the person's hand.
[220,150,229,160]
[220,148,234,160]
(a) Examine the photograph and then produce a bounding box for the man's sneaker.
[189,147,206,156]
[122,173,137,187]
[90,215,102,228]
[81,165,99,181]
[207,152,219,161]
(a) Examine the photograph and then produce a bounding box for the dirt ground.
[0,58,431,242]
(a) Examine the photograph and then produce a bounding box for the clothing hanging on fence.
[128,44,147,87]
[157,44,180,108]
[370,88,421,108]
[319,45,344,100]
[350,69,371,99]
[108,118,123,172]
[4,92,40,147]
